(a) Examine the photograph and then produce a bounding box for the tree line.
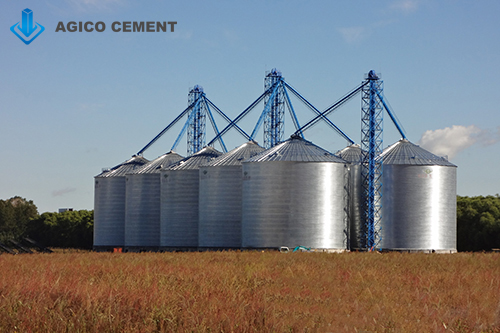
[0,195,499,251]
[457,195,500,251]
[0,197,93,249]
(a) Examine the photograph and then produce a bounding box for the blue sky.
[1,0,499,213]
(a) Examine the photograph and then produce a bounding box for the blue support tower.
[263,69,285,149]
[187,85,206,155]
[209,68,352,149]
[361,70,383,250]
[137,86,245,157]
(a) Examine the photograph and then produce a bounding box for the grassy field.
[0,251,499,332]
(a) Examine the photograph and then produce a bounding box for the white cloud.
[52,187,77,197]
[390,0,419,14]
[418,125,500,159]
[338,1,418,44]
[476,126,500,146]
[337,26,366,44]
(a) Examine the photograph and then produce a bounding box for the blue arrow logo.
[10,8,45,45]
[21,9,36,37]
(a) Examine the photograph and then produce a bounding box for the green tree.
[457,195,500,251]
[0,197,38,243]
[27,210,94,249]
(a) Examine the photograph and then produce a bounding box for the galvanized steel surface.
[94,177,127,247]
[94,155,148,248]
[337,144,364,249]
[380,164,457,250]
[379,139,457,250]
[199,141,265,248]
[347,163,363,249]
[167,146,221,170]
[96,155,149,177]
[242,161,348,249]
[378,139,456,166]
[244,135,345,163]
[161,169,200,247]
[161,147,222,248]
[131,151,183,174]
[205,141,264,167]
[199,166,243,248]
[336,144,363,164]
[124,173,162,247]
[124,152,183,248]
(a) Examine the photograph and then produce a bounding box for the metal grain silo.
[199,141,265,249]
[379,139,457,252]
[160,146,222,249]
[124,151,183,250]
[337,144,364,250]
[94,155,149,250]
[242,135,349,250]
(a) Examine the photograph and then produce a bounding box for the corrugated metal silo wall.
[124,173,161,248]
[199,165,242,248]
[94,177,126,247]
[160,169,199,248]
[380,165,457,250]
[242,161,348,249]
[349,164,364,249]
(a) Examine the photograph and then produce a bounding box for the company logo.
[418,168,433,179]
[10,8,45,45]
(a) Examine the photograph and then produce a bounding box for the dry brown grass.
[0,251,499,332]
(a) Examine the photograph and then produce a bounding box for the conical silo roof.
[167,146,222,170]
[96,155,149,177]
[243,135,346,163]
[336,144,363,164]
[130,151,183,174]
[378,139,456,166]
[206,141,265,167]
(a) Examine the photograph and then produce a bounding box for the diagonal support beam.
[205,97,250,141]
[283,85,304,138]
[137,102,195,155]
[204,98,227,153]
[375,90,407,140]
[250,82,280,140]
[171,98,202,151]
[287,82,357,144]
[207,88,271,146]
